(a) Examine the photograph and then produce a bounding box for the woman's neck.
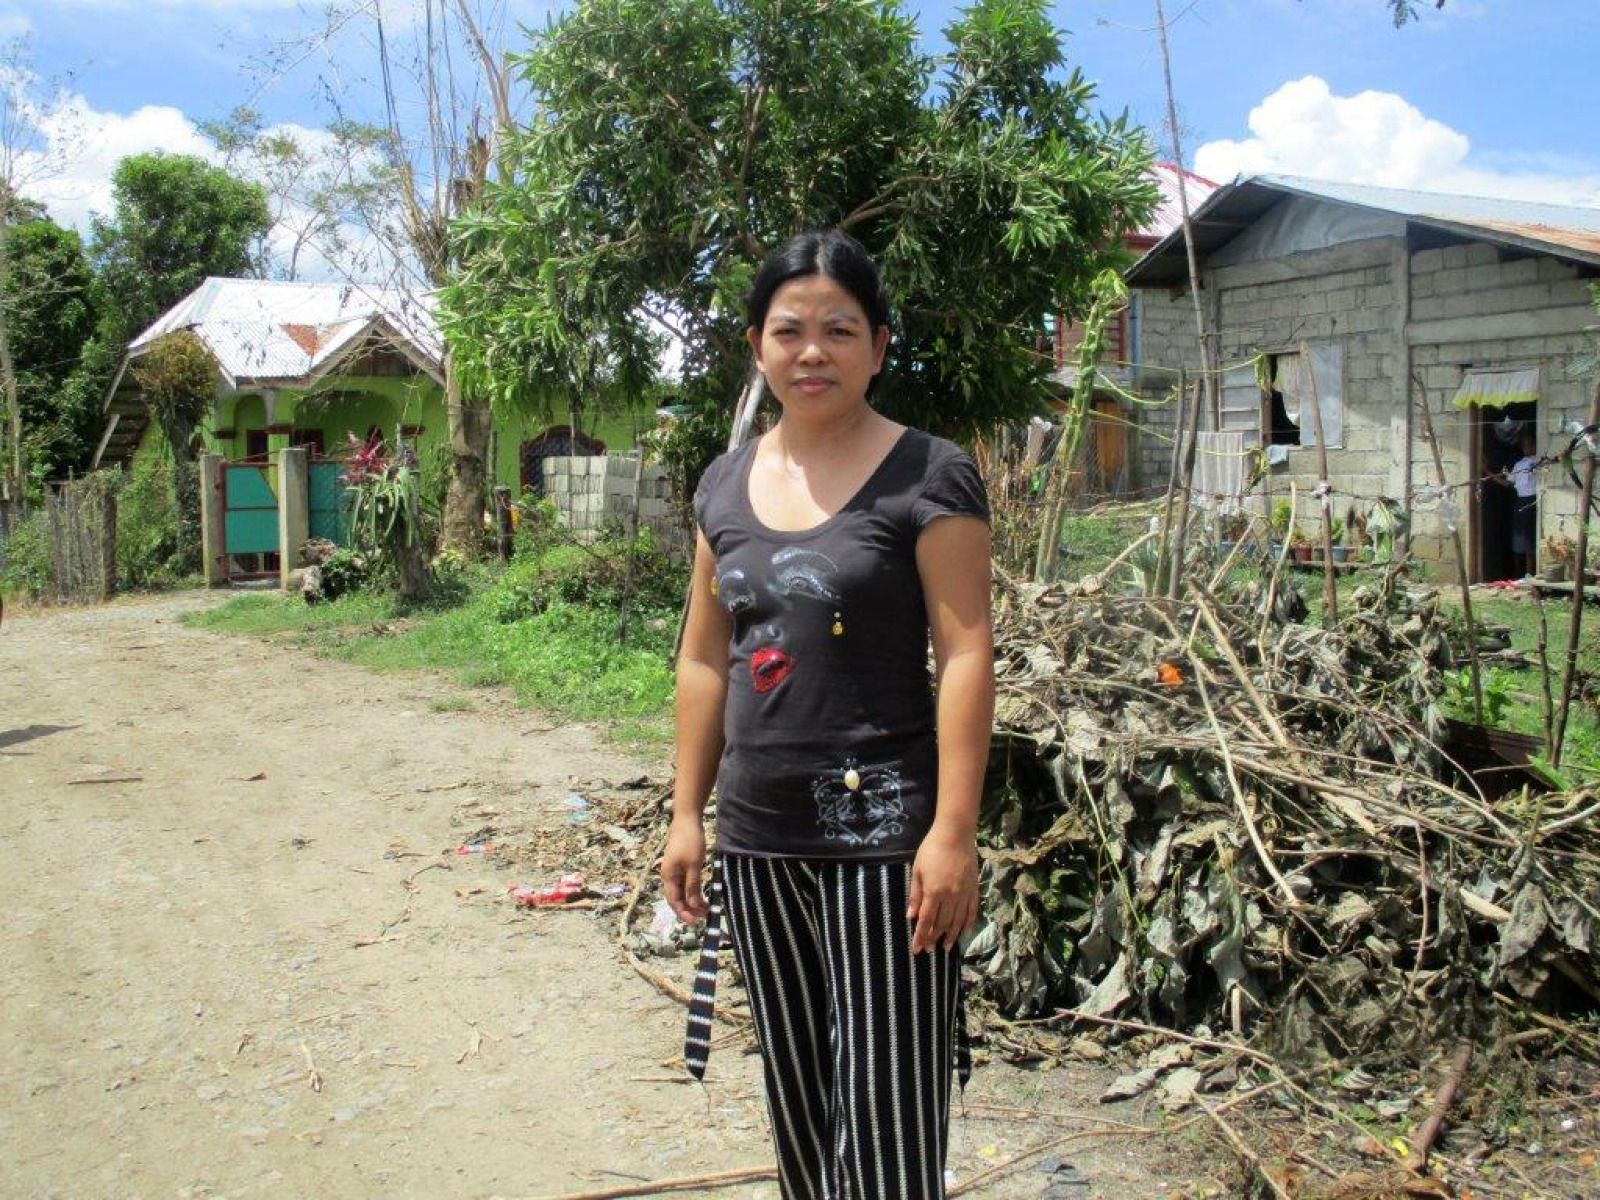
[771,403,879,459]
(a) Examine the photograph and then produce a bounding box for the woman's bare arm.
[662,530,732,922]
[909,514,994,952]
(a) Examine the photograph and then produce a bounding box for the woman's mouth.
[793,376,833,395]
[750,647,795,693]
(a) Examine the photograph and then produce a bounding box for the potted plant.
[1217,511,1249,560]
[1329,517,1350,563]
[1542,532,1575,583]
[1270,499,1293,560]
[1291,528,1314,565]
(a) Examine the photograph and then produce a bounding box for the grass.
[1058,505,1158,577]
[183,547,681,749]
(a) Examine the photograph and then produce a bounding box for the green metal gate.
[308,459,351,545]
[221,459,279,579]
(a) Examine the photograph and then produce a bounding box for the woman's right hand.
[660,816,709,924]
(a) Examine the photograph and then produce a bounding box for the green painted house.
[91,276,647,493]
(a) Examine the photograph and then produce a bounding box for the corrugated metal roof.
[1139,162,1221,242]
[1250,174,1600,232]
[1126,173,1600,286]
[129,277,442,386]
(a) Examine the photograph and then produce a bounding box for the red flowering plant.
[340,430,433,600]
[342,430,390,485]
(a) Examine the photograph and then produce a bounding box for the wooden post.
[1551,381,1600,766]
[492,485,513,562]
[617,451,648,646]
[101,486,117,600]
[1414,371,1484,725]
[1298,343,1339,623]
[48,484,64,604]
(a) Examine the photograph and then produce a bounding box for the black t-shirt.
[693,427,990,860]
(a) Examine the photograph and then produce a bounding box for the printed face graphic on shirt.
[813,757,906,847]
[715,547,841,695]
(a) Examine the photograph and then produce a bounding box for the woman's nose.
[797,338,827,363]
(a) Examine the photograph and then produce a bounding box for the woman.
[660,228,994,1200]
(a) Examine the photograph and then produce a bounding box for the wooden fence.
[44,477,117,603]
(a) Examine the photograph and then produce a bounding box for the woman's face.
[747,273,889,417]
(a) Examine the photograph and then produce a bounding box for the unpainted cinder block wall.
[1407,243,1597,574]
[539,454,690,555]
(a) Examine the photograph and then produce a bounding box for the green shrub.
[318,547,372,602]
[496,530,685,625]
[115,450,181,589]
[511,495,563,559]
[0,509,52,600]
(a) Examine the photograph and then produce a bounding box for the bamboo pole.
[1155,368,1187,594]
[1413,371,1485,725]
[1153,0,1217,423]
[1298,344,1339,623]
[1168,377,1203,599]
[1551,381,1600,766]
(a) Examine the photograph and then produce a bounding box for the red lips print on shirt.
[751,646,795,693]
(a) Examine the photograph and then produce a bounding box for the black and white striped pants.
[699,854,965,1200]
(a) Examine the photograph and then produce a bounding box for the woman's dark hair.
[746,229,889,332]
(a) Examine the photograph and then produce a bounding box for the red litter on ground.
[509,872,587,907]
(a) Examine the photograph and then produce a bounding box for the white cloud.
[0,9,31,38]
[21,96,215,230]
[9,84,411,285]
[1195,75,1600,209]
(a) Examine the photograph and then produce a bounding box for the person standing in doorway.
[662,229,993,1199]
[1492,430,1541,579]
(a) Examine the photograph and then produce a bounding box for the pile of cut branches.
[972,565,1600,1066]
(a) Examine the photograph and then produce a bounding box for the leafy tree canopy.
[89,153,272,342]
[0,216,98,481]
[129,330,216,461]
[442,0,1157,440]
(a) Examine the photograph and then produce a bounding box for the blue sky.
[5,0,1597,247]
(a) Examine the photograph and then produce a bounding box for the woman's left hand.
[907,831,979,954]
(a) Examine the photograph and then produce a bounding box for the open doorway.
[1474,401,1538,582]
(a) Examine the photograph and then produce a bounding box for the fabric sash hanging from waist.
[683,862,724,1080]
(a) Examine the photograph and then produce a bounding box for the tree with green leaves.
[129,332,217,573]
[443,0,1156,464]
[1,216,98,486]
[1,37,85,504]
[89,153,271,344]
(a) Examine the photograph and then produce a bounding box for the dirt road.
[1,594,1206,1199]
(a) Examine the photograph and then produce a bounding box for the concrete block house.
[1121,174,1600,583]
